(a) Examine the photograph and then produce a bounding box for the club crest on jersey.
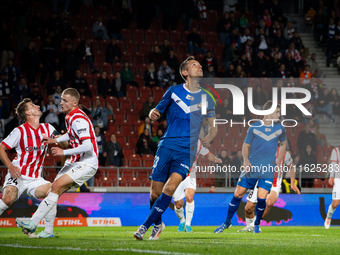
[265,128,271,132]
[197,103,202,109]
[186,94,194,101]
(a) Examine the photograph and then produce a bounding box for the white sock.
[185,201,195,226]
[327,204,336,219]
[44,204,57,234]
[32,192,59,226]
[0,199,9,215]
[246,216,256,228]
[175,206,185,223]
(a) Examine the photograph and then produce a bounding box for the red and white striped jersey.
[65,108,98,168]
[1,123,55,178]
[188,139,210,176]
[330,147,340,178]
[273,148,293,188]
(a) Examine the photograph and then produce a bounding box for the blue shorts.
[149,146,190,183]
[237,171,274,192]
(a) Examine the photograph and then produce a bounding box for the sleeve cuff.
[1,142,11,150]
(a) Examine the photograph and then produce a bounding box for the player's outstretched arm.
[276,140,287,168]
[201,117,217,147]
[289,164,300,194]
[149,108,161,121]
[0,143,21,179]
[53,135,69,149]
[51,139,93,157]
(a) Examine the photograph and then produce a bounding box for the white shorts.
[173,177,196,202]
[247,184,281,204]
[332,178,340,200]
[55,162,97,187]
[2,172,50,200]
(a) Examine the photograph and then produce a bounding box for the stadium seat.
[133,52,145,65]
[157,30,169,42]
[139,41,151,53]
[127,111,139,121]
[121,29,132,42]
[313,178,323,188]
[123,147,135,157]
[113,109,125,124]
[169,30,181,43]
[122,52,133,63]
[132,29,145,42]
[126,154,142,167]
[125,42,138,54]
[145,29,157,43]
[139,86,152,100]
[142,154,154,167]
[176,43,187,55]
[129,136,139,147]
[119,97,132,110]
[79,95,92,108]
[105,96,119,108]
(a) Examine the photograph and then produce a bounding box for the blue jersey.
[156,84,215,153]
[244,121,286,169]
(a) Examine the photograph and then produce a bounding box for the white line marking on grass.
[0,244,204,255]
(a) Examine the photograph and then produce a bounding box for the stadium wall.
[0,193,338,227]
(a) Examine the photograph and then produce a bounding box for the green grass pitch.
[0,226,339,255]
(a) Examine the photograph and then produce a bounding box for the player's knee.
[150,193,160,202]
[245,205,254,214]
[2,197,14,207]
[164,184,177,195]
[186,196,194,203]
[175,202,182,209]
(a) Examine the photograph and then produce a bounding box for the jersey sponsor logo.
[180,163,189,170]
[25,144,48,152]
[265,128,271,132]
[77,128,87,134]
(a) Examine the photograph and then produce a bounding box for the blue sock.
[224,196,242,225]
[143,193,172,229]
[255,198,266,225]
[150,199,162,225]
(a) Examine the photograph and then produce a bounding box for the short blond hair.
[179,56,195,82]
[62,88,80,101]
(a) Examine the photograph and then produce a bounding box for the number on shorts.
[248,190,254,199]
[6,177,18,186]
[153,156,159,169]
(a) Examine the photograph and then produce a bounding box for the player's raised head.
[61,88,80,114]
[16,98,33,121]
[263,100,281,120]
[180,56,203,82]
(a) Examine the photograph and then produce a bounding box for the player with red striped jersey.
[16,88,98,235]
[172,139,222,234]
[324,147,340,229]
[0,98,61,238]
[239,147,300,232]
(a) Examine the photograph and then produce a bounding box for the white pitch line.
[0,244,204,255]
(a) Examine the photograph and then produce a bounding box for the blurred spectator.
[144,63,157,88]
[159,39,173,59]
[120,61,139,88]
[284,22,295,40]
[270,0,287,25]
[298,144,317,188]
[78,102,91,115]
[148,45,164,70]
[137,129,156,156]
[216,98,232,119]
[235,65,246,79]
[226,28,241,48]
[253,28,270,56]
[121,0,133,29]
[306,75,322,101]
[14,78,31,105]
[92,16,110,40]
[286,43,301,63]
[216,149,232,187]
[182,0,196,31]
[271,55,283,78]
[306,53,324,78]
[98,71,113,98]
[166,50,181,83]
[326,33,340,67]
[263,8,272,28]
[232,150,243,187]
[70,70,92,98]
[253,51,269,77]
[94,126,107,166]
[21,41,39,85]
[297,124,317,152]
[2,59,20,87]
[201,51,218,73]
[29,84,44,108]
[0,24,14,70]
[223,42,238,70]
[61,43,78,83]
[197,0,207,19]
[46,70,67,95]
[91,98,113,131]
[253,85,267,109]
[286,103,303,122]
[225,63,235,77]
[324,18,336,46]
[59,12,75,40]
[107,14,124,41]
[0,99,10,121]
[187,27,206,54]
[282,51,297,77]
[39,37,59,85]
[302,102,319,125]
[254,0,267,22]
[113,72,125,98]
[138,116,154,137]
[0,72,11,111]
[239,53,251,75]
[241,39,253,61]
[290,31,306,56]
[105,38,122,64]
[331,88,340,115]
[236,12,249,32]
[217,12,232,44]
[305,7,316,27]
[157,120,167,134]
[316,88,335,123]
[209,185,216,193]
[106,133,123,166]
[157,60,175,87]
[17,28,31,55]
[240,28,253,45]
[75,38,97,74]
[271,20,282,37]
[42,94,61,132]
[153,129,164,145]
[299,64,313,85]
[255,20,270,37]
[29,11,45,37]
[161,0,180,30]
[273,30,287,53]
[314,8,326,46]
[53,85,62,105]
[204,65,216,78]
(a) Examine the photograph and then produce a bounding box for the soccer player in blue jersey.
[134,56,217,240]
[214,101,286,234]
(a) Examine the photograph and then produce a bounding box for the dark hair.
[16,98,32,121]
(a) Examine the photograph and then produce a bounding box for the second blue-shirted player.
[134,56,217,240]
[214,101,286,234]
